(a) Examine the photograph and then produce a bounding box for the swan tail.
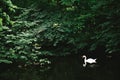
[95,59,97,61]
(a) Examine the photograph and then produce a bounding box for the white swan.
[82,55,97,67]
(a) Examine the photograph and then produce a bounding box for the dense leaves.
[0,0,120,64]
[0,0,17,63]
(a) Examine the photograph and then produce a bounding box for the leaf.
[0,59,12,64]
[0,18,3,31]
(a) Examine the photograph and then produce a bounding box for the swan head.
[82,55,86,58]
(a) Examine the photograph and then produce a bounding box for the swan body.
[85,58,96,63]
[82,55,97,67]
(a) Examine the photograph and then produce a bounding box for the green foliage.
[0,59,12,63]
[0,0,17,31]
[10,0,120,55]
[0,0,17,63]
[1,0,120,64]
[0,18,3,31]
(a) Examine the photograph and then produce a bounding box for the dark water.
[0,56,120,80]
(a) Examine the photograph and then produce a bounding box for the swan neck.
[84,56,87,61]
[83,56,87,67]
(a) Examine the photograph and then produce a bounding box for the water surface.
[0,56,120,80]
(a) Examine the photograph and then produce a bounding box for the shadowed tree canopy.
[0,0,120,64]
